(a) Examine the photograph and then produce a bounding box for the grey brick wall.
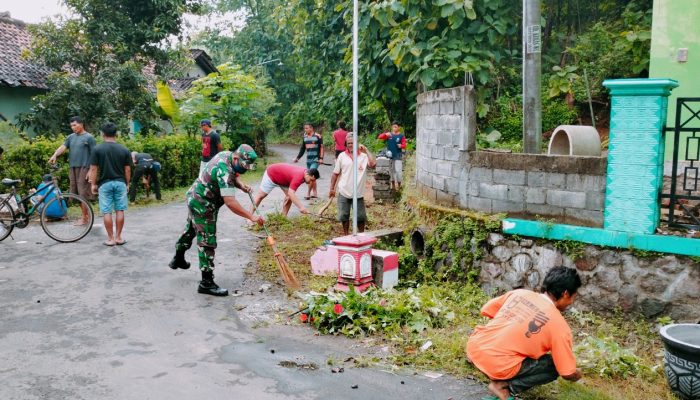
[414,87,607,227]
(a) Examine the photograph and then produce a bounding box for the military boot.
[198,270,228,296]
[168,250,191,270]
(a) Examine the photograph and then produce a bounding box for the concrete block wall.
[415,86,608,226]
[415,85,476,207]
[462,152,608,226]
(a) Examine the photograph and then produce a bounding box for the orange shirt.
[466,289,577,380]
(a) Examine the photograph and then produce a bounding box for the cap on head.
[235,144,258,170]
[200,119,212,127]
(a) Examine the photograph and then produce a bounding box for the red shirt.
[266,163,307,191]
[333,129,348,151]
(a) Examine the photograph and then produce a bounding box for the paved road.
[0,145,488,399]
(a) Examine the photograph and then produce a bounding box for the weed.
[553,239,586,261]
[630,248,665,259]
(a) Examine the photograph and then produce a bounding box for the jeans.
[508,354,559,394]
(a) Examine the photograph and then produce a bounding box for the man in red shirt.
[466,267,583,400]
[332,120,348,159]
[251,163,320,217]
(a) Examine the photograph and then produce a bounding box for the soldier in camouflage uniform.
[169,144,264,296]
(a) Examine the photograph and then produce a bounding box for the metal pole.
[351,0,359,235]
[522,0,542,153]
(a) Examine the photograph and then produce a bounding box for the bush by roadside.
[0,134,206,193]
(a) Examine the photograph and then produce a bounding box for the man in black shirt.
[129,152,161,202]
[88,122,132,246]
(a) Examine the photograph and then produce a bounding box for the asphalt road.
[0,145,488,399]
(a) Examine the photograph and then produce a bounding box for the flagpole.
[351,0,359,236]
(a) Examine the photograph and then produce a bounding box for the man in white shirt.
[328,134,376,235]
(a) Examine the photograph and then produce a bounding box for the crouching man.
[466,267,583,400]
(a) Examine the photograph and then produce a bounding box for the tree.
[179,64,277,152]
[18,0,202,135]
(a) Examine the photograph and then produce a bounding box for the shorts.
[69,167,93,200]
[307,160,319,170]
[390,159,403,183]
[337,195,366,223]
[259,171,288,194]
[98,180,128,214]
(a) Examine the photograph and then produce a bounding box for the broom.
[247,192,300,288]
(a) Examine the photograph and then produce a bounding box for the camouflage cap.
[235,144,258,170]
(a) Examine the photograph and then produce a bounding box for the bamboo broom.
[247,192,300,288]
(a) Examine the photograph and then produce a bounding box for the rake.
[247,192,300,288]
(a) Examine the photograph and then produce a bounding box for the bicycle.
[0,167,94,242]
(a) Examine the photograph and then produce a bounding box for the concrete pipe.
[409,227,429,258]
[547,125,601,156]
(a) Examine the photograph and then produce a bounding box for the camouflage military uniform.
[175,151,239,272]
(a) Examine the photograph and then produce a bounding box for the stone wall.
[414,85,608,226]
[476,233,700,322]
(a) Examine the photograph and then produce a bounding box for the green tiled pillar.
[602,78,678,234]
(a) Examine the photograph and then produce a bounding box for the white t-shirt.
[333,151,369,199]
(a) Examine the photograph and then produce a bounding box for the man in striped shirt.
[293,122,324,199]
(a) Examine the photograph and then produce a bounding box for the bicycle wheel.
[40,193,94,243]
[0,202,14,241]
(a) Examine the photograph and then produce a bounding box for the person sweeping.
[466,267,583,400]
[169,144,264,296]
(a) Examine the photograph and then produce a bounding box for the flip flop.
[115,240,127,246]
[103,241,115,246]
[480,397,515,400]
[304,196,311,200]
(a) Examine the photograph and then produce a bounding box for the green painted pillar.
[602,78,678,234]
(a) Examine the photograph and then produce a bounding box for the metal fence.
[661,97,700,230]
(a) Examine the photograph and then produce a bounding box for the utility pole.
[523,0,542,153]
[351,0,359,235]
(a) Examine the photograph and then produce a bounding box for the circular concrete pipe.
[410,227,428,258]
[547,125,601,156]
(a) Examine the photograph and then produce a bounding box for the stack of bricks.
[373,157,395,202]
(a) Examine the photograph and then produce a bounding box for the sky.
[0,0,244,38]
[0,0,70,23]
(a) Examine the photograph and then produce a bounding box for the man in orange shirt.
[466,267,583,400]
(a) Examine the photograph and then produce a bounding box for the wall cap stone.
[469,151,607,175]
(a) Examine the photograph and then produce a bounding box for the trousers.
[175,196,219,272]
[507,354,559,394]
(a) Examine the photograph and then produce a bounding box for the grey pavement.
[0,145,488,399]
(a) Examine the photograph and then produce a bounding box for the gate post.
[602,78,678,234]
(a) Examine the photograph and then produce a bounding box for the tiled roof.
[168,77,198,96]
[0,14,51,89]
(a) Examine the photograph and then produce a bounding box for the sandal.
[103,241,115,246]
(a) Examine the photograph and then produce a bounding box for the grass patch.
[128,185,189,209]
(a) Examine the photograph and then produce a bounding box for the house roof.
[190,49,218,75]
[0,12,51,89]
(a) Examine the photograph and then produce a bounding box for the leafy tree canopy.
[19,0,203,135]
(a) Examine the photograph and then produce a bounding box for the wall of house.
[0,86,43,124]
[649,0,700,161]
[414,85,607,226]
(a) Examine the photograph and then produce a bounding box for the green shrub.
[0,134,205,193]
[480,95,579,142]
